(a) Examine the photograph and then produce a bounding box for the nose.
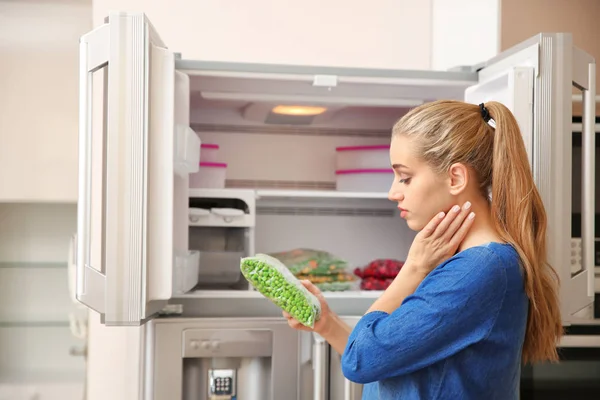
[388,183,404,202]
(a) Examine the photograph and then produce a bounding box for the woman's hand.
[405,201,475,275]
[283,280,354,355]
[367,202,475,314]
[283,280,333,335]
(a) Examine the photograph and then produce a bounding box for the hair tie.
[479,103,491,123]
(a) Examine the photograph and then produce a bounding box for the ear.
[447,163,469,195]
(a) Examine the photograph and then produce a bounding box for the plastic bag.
[268,248,348,276]
[315,281,357,292]
[354,259,404,279]
[360,277,395,291]
[240,254,322,328]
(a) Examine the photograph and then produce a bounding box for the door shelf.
[256,189,389,200]
[173,251,201,295]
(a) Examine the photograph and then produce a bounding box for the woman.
[284,101,563,399]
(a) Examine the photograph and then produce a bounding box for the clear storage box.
[189,162,227,188]
[335,169,394,192]
[200,143,220,163]
[335,145,390,170]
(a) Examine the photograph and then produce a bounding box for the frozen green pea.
[241,254,322,328]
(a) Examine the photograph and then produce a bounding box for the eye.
[399,177,411,185]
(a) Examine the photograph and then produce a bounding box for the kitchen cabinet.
[0,203,85,400]
[0,0,91,203]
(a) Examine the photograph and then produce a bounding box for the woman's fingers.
[432,204,463,238]
[442,202,473,240]
[448,211,476,248]
[301,279,321,296]
[420,211,447,238]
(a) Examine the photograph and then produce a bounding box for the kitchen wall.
[500,0,600,114]
[92,0,434,69]
[431,0,500,70]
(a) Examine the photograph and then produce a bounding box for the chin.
[405,218,424,232]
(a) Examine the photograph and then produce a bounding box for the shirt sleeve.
[341,248,508,384]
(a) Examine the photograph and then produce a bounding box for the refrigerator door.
[77,12,199,326]
[465,33,596,322]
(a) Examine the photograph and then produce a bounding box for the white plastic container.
[189,162,227,188]
[335,145,390,170]
[200,143,220,163]
[335,169,394,192]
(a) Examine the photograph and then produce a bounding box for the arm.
[341,250,507,384]
[366,263,428,314]
[319,313,353,355]
[322,263,426,355]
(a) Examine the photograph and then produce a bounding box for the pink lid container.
[335,145,390,152]
[201,144,220,149]
[200,162,227,168]
[335,169,392,175]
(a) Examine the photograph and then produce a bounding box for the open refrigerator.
[76,12,596,400]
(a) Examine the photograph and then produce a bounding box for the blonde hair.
[392,100,562,364]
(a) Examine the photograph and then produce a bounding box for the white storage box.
[189,162,227,188]
[335,145,390,170]
[335,169,394,192]
[200,143,219,163]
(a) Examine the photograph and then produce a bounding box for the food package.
[295,272,358,292]
[268,248,348,276]
[354,259,404,280]
[240,254,322,328]
[359,277,395,291]
[315,281,357,292]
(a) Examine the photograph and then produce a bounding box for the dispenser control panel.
[209,369,236,399]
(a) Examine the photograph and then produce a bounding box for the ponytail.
[485,102,563,363]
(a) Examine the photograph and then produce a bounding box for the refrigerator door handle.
[312,333,329,400]
[76,23,110,314]
[344,377,362,400]
[574,47,596,297]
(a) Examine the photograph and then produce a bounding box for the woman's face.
[388,135,454,231]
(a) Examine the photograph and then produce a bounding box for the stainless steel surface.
[150,318,299,400]
[580,52,597,297]
[182,329,272,358]
[560,334,600,348]
[312,333,329,400]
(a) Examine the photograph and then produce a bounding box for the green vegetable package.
[240,254,322,328]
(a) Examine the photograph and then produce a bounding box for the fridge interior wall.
[186,84,419,290]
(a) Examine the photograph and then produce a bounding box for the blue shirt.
[341,242,528,400]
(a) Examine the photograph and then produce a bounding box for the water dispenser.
[149,318,300,400]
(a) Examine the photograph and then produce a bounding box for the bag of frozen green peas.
[240,254,322,328]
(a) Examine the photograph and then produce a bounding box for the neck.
[457,195,503,252]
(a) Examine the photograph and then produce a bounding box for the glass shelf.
[0,262,67,269]
[0,320,71,328]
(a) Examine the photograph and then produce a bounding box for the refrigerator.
[76,11,596,400]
